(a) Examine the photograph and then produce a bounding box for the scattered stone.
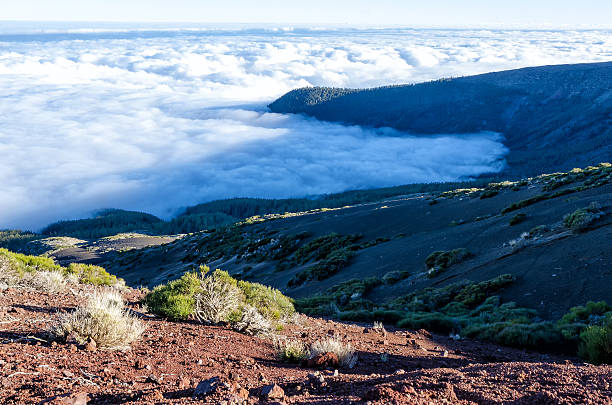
[303,352,339,369]
[178,376,190,389]
[146,374,161,385]
[48,392,89,405]
[260,383,284,399]
[84,338,97,352]
[235,387,249,400]
[442,350,449,358]
[193,377,222,398]
[417,329,432,338]
[65,332,79,345]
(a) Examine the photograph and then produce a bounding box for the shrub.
[509,213,527,226]
[51,290,145,350]
[563,203,603,232]
[480,190,499,199]
[65,263,118,286]
[22,270,67,293]
[310,337,357,369]
[194,270,243,324]
[463,321,565,349]
[0,248,122,288]
[382,270,411,284]
[0,254,20,289]
[238,280,294,320]
[144,272,201,320]
[579,315,612,365]
[275,338,309,363]
[425,248,472,277]
[144,267,295,333]
[230,305,272,336]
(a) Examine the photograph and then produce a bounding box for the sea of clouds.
[1,25,611,229]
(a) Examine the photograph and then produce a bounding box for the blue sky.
[2,0,611,28]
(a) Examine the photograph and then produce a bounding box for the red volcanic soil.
[1,286,610,404]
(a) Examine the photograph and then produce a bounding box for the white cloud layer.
[1,27,610,229]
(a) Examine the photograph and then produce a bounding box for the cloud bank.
[0,27,610,229]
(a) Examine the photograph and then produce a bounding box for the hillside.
[269,62,612,178]
[1,165,612,404]
[85,164,612,320]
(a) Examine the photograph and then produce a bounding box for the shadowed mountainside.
[269,62,612,178]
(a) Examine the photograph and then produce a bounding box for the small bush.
[144,267,295,333]
[579,315,612,365]
[275,338,309,363]
[65,263,118,286]
[563,203,603,232]
[480,190,499,199]
[23,270,67,293]
[51,290,145,350]
[238,280,294,320]
[144,272,201,320]
[425,248,472,277]
[0,254,20,289]
[194,270,243,324]
[509,213,527,226]
[231,305,272,336]
[382,270,411,284]
[310,337,357,369]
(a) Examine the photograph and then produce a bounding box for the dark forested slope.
[270,62,612,178]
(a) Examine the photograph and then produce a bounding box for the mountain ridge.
[269,61,612,178]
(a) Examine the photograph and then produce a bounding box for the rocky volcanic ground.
[1,286,610,405]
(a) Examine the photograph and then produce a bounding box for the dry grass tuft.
[51,290,145,350]
[231,305,272,336]
[310,337,358,369]
[274,338,309,363]
[22,270,67,293]
[194,272,243,324]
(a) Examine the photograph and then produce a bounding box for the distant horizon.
[1,21,611,30]
[2,0,612,29]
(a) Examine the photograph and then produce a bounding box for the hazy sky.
[2,0,611,28]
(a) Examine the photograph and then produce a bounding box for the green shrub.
[579,315,612,365]
[66,263,118,286]
[509,213,527,226]
[502,194,549,214]
[0,248,122,288]
[144,267,295,329]
[144,272,201,320]
[238,280,294,320]
[479,190,499,199]
[464,321,565,349]
[382,270,411,284]
[293,233,361,264]
[563,203,603,232]
[397,312,458,333]
[425,248,472,277]
[275,339,308,363]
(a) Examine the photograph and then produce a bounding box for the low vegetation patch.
[563,202,604,232]
[144,267,295,335]
[0,248,121,290]
[287,233,362,287]
[51,290,145,350]
[579,314,612,365]
[275,338,309,363]
[509,213,527,226]
[425,248,472,278]
[310,337,357,369]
